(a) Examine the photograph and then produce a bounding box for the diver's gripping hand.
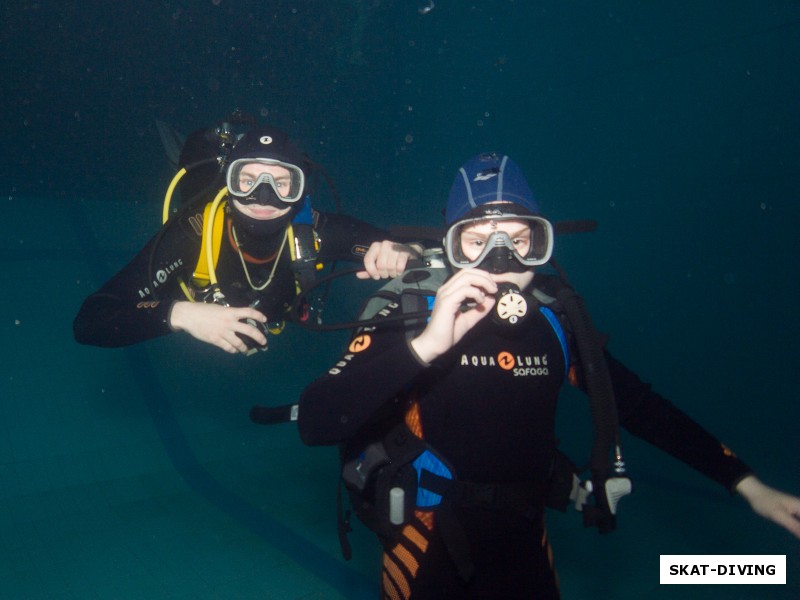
[169,301,268,354]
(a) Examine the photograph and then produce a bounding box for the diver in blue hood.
[298,152,800,599]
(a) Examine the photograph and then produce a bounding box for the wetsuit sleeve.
[314,211,389,262]
[73,218,200,348]
[605,351,754,492]
[298,308,428,446]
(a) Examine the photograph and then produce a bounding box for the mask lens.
[226,159,305,202]
[445,215,553,270]
[528,218,552,262]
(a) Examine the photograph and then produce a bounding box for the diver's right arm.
[72,221,199,347]
[73,220,269,352]
[298,269,498,445]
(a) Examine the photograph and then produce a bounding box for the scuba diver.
[73,120,419,354]
[297,153,800,599]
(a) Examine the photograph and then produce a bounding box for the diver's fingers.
[358,241,380,280]
[737,475,800,539]
[770,496,800,539]
[391,249,412,277]
[170,301,269,353]
[223,306,267,324]
[360,240,418,280]
[410,270,498,362]
[232,320,268,350]
[219,339,241,354]
[434,268,498,312]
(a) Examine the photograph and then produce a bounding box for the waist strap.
[418,471,546,582]
[420,471,544,520]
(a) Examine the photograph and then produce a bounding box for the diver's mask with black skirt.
[445,209,554,330]
[226,157,306,207]
[444,211,554,274]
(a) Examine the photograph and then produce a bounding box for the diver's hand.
[357,240,422,280]
[735,475,800,539]
[410,268,497,364]
[168,301,267,354]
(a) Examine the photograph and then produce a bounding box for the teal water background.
[1,2,799,598]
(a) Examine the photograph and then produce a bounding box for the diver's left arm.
[606,352,800,539]
[606,351,752,489]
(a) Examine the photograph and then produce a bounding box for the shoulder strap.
[289,198,322,294]
[538,305,569,370]
[531,271,632,531]
[192,201,227,287]
[287,222,321,293]
[552,281,630,533]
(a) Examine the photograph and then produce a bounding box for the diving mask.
[226,158,306,204]
[444,213,554,273]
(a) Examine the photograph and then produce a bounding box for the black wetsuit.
[298,281,753,599]
[73,205,387,348]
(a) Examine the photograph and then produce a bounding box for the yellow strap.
[162,167,187,224]
[192,200,227,287]
[287,223,297,261]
